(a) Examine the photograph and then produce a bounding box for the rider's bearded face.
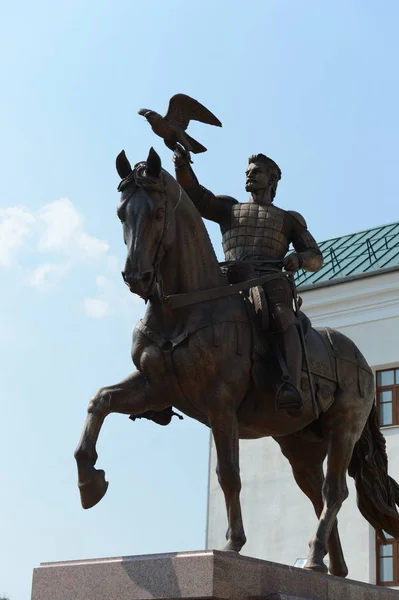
[245,162,271,193]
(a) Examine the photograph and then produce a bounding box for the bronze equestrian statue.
[75,145,399,578]
[173,146,322,410]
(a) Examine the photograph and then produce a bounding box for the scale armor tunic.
[222,203,289,262]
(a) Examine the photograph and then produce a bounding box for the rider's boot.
[275,325,304,412]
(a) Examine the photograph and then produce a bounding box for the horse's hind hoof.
[222,539,244,553]
[303,562,328,574]
[78,469,109,509]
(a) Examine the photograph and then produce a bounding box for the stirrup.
[275,379,304,411]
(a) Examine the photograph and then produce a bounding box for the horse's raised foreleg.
[210,410,246,553]
[276,434,348,577]
[74,370,169,509]
[304,430,356,573]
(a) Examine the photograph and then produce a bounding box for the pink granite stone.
[31,550,399,600]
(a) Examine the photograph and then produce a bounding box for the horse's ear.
[116,150,132,179]
[146,147,162,178]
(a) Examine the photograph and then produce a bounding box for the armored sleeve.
[174,162,237,225]
[288,211,323,272]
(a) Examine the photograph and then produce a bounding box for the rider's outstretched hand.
[173,144,193,167]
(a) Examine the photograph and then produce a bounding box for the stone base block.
[31,550,399,600]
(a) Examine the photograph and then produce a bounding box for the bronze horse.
[75,148,399,577]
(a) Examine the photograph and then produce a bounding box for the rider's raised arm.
[288,211,323,272]
[173,148,237,225]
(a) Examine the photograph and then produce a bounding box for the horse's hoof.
[222,540,243,553]
[303,561,328,574]
[329,565,348,578]
[78,469,109,509]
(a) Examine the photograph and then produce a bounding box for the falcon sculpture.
[138,93,222,154]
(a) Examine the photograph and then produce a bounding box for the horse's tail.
[348,402,399,540]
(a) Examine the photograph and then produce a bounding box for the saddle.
[247,284,337,416]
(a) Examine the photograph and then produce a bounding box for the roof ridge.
[317,220,398,245]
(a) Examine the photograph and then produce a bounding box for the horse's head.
[116,147,177,300]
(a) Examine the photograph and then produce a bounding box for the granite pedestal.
[31,550,399,600]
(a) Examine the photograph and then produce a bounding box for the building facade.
[206,222,399,586]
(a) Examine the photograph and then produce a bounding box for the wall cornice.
[301,271,399,328]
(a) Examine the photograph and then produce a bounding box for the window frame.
[376,535,399,586]
[376,368,399,428]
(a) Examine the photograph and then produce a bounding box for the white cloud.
[37,198,109,259]
[0,198,110,289]
[0,198,136,321]
[29,263,70,288]
[83,274,143,319]
[38,198,81,252]
[77,231,109,259]
[0,207,35,266]
[84,297,109,319]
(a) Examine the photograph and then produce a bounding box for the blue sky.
[0,1,398,598]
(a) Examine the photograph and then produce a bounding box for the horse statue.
[74,147,399,577]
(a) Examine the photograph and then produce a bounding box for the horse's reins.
[162,270,286,310]
[151,177,173,300]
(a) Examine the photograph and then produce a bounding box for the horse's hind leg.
[277,434,348,577]
[304,393,365,574]
[74,370,169,509]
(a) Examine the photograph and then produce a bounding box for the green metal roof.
[295,221,399,289]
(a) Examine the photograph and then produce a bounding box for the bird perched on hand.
[138,93,222,154]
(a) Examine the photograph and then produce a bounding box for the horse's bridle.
[151,181,169,300]
[122,172,183,302]
[145,175,185,302]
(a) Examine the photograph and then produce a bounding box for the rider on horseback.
[173,147,323,410]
